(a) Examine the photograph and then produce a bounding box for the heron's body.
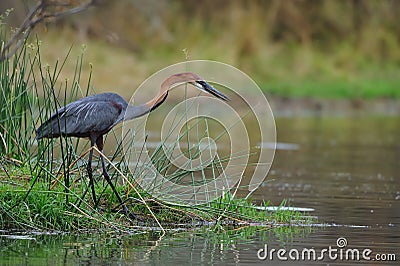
[37,93,127,139]
[36,72,228,218]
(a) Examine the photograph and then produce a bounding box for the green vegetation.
[7,0,396,99]
[0,165,314,231]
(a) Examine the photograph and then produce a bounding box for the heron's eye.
[196,80,208,89]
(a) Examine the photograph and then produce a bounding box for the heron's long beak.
[190,80,230,101]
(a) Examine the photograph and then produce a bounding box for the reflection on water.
[1,116,399,265]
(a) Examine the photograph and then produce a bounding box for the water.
[1,116,399,265]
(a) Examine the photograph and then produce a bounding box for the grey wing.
[36,100,122,139]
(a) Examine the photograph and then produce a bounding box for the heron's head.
[189,80,230,101]
[162,72,230,101]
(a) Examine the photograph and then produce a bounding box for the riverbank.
[27,26,399,103]
[268,96,400,117]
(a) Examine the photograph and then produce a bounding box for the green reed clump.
[0,38,32,160]
[0,17,105,229]
[193,193,310,225]
[0,166,128,231]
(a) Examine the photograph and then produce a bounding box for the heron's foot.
[113,204,141,223]
[125,209,139,223]
[127,207,143,222]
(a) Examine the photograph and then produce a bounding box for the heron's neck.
[123,104,150,121]
[123,91,168,121]
[123,78,178,122]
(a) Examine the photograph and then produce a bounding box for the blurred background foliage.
[1,0,400,98]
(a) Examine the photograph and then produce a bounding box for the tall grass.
[0,40,139,230]
[0,16,105,229]
[0,39,32,161]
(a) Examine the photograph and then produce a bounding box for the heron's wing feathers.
[36,99,123,139]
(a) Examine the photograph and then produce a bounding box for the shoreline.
[266,96,400,117]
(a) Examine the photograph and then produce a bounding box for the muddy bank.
[268,96,400,117]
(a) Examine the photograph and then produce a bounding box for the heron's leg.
[96,136,133,217]
[88,137,98,207]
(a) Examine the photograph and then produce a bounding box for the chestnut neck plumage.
[123,72,201,122]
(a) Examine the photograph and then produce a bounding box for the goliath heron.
[36,72,229,215]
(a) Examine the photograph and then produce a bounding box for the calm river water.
[1,115,399,265]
